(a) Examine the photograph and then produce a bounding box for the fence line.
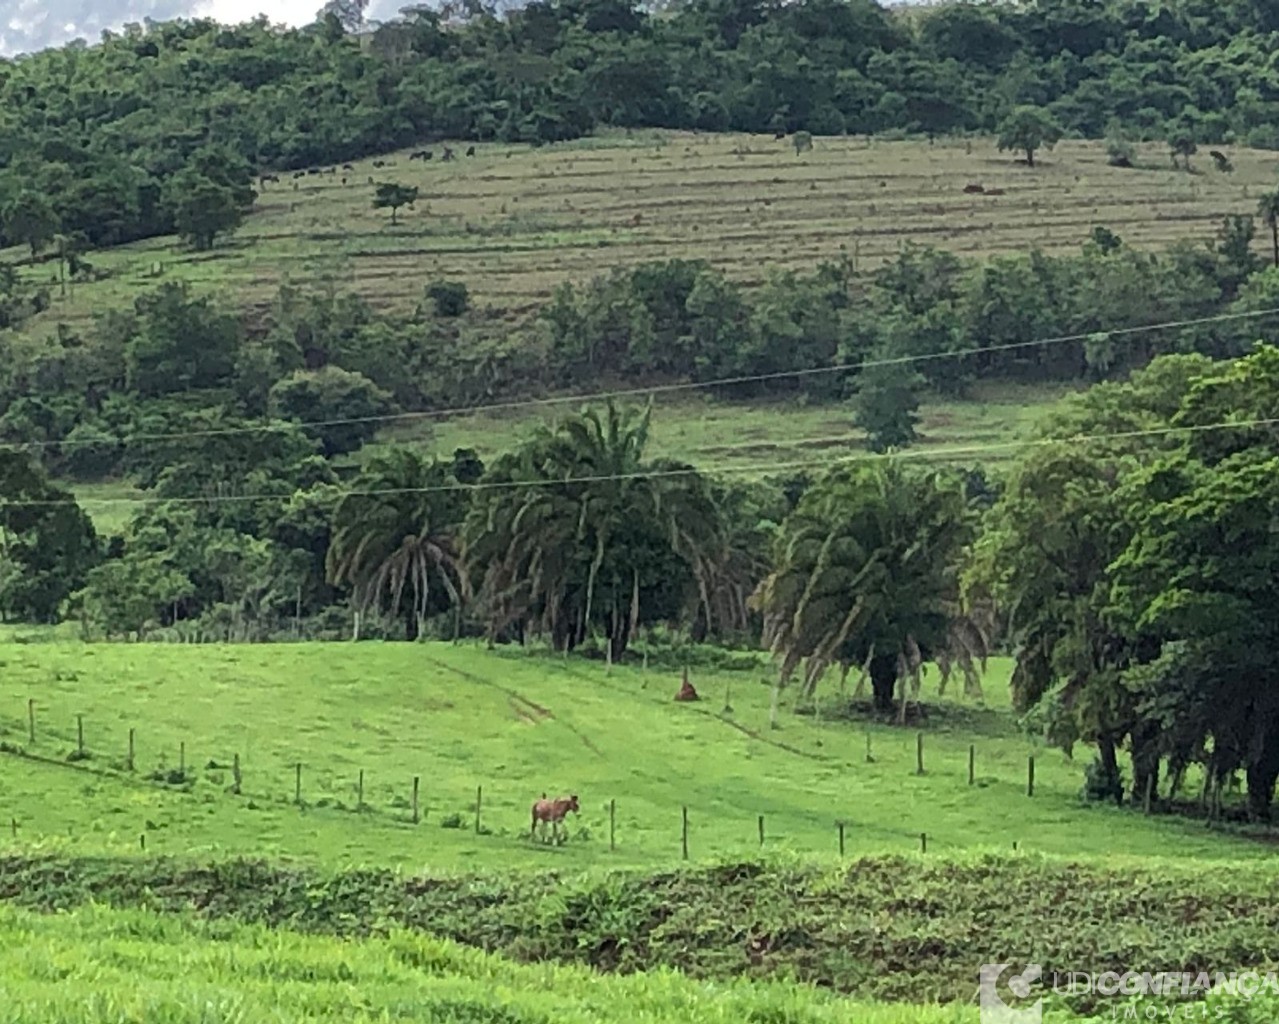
[0,697,1112,862]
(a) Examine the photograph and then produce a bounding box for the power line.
[4,305,1275,454]
[10,413,1278,511]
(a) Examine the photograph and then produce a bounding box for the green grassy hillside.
[0,641,1262,870]
[8,132,1275,342]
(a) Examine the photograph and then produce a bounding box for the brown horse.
[531,793,579,844]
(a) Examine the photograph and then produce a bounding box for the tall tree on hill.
[2,191,58,259]
[374,183,419,226]
[327,448,470,641]
[996,105,1063,167]
[1257,189,1279,268]
[752,460,971,719]
[465,400,726,658]
[168,175,244,251]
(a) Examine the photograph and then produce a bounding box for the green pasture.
[0,640,1265,871]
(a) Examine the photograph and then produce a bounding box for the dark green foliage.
[268,366,394,457]
[0,452,99,622]
[851,362,925,452]
[426,281,470,318]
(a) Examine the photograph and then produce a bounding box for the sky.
[0,0,403,55]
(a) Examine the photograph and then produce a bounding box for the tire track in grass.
[418,652,604,758]
[546,657,832,763]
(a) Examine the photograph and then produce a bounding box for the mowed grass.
[376,380,1074,475]
[0,902,961,1024]
[9,130,1278,339]
[0,640,1266,870]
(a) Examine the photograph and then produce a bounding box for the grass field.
[8,131,1277,339]
[0,640,1265,870]
[0,902,945,1024]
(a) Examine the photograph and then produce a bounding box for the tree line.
[4,214,1278,481]
[6,0,1279,252]
[5,342,1279,819]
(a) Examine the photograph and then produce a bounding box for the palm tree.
[465,400,726,658]
[751,460,972,719]
[1258,189,1279,268]
[326,448,470,640]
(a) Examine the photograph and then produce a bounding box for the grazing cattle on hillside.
[343,163,354,171]
[441,146,455,162]
[531,793,579,844]
[963,183,985,194]
[466,145,476,156]
[774,130,786,140]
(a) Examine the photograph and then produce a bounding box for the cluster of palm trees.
[323,399,993,718]
[326,402,744,658]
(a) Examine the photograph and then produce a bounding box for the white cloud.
[192,0,319,28]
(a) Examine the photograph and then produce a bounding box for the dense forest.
[5,0,1279,250]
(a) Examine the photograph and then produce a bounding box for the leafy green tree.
[1168,129,1197,171]
[73,554,192,639]
[0,451,99,622]
[374,183,419,225]
[752,460,971,716]
[169,175,243,251]
[123,284,242,397]
[996,105,1064,167]
[327,448,470,641]
[1257,189,1279,269]
[466,401,726,657]
[2,191,58,258]
[851,361,926,452]
[268,366,395,457]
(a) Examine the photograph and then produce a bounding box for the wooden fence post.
[609,799,616,852]
[968,744,975,786]
[920,832,927,854]
[139,833,146,851]
[232,753,241,795]
[838,821,845,857]
[681,805,689,860]
[295,762,302,805]
[179,741,186,776]
[127,728,136,772]
[865,731,873,763]
[758,814,765,847]
[27,699,34,745]
[412,776,420,824]
[357,769,365,812]
[1027,755,1035,797]
[77,715,85,757]
[916,732,925,775]
[475,785,482,833]
[10,818,16,839]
